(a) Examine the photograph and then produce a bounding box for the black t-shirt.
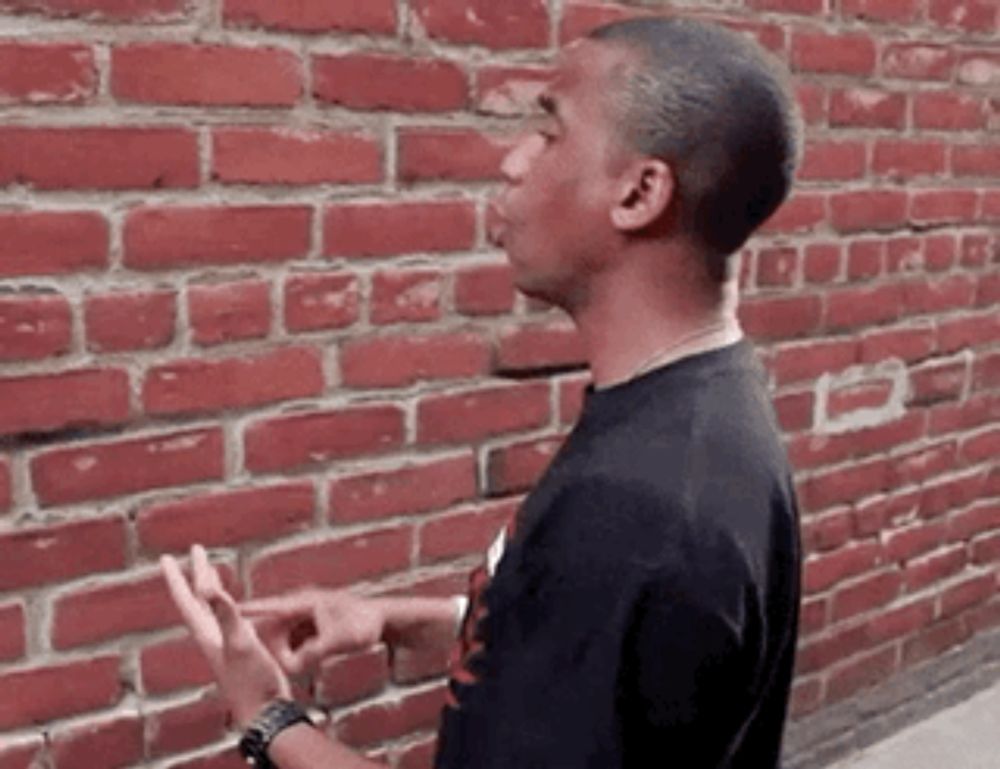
[435,340,801,769]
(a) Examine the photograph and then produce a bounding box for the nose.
[500,132,544,185]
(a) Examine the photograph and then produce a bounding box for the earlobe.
[611,159,674,232]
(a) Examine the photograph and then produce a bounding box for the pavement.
[823,678,1000,769]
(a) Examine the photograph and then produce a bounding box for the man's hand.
[161,545,291,730]
[240,589,386,676]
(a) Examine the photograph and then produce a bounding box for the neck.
[568,245,744,389]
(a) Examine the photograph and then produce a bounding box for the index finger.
[240,594,314,619]
[160,554,222,650]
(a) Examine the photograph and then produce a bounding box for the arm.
[268,723,384,769]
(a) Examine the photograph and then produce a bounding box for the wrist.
[238,699,314,769]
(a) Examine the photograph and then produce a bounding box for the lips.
[486,198,509,247]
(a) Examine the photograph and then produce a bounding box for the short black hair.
[589,17,802,276]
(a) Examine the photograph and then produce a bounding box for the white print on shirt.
[487,526,507,577]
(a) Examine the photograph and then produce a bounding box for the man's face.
[492,41,634,309]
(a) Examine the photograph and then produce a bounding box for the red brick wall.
[0,0,997,766]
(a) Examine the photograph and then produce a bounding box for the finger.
[206,584,242,640]
[160,554,222,650]
[276,636,323,676]
[239,594,314,620]
[191,544,224,601]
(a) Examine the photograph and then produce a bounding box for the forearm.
[375,596,463,650]
[269,723,385,769]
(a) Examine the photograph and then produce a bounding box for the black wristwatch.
[238,699,314,769]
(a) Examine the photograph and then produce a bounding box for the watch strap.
[238,699,313,769]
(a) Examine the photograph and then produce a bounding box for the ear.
[610,159,675,232]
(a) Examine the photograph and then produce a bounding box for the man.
[163,15,803,769]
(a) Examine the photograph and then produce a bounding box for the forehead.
[545,39,635,104]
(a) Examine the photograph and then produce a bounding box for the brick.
[85,290,175,352]
[802,509,853,553]
[52,572,180,649]
[340,331,490,388]
[494,321,585,373]
[830,190,908,233]
[846,240,883,281]
[31,427,224,506]
[454,262,516,315]
[789,679,822,719]
[928,390,1000,440]
[830,88,906,129]
[0,43,95,104]
[0,656,121,730]
[949,501,1000,543]
[910,190,979,226]
[51,715,143,769]
[188,280,270,346]
[860,325,935,364]
[0,368,129,438]
[144,347,322,417]
[902,275,977,316]
[146,694,228,758]
[244,405,405,474]
[0,739,42,769]
[324,200,475,258]
[396,735,438,769]
[791,31,876,76]
[162,747,247,769]
[0,517,125,591]
[885,519,948,563]
[789,414,924,469]
[313,54,467,112]
[799,140,866,181]
[315,648,389,708]
[958,51,1000,86]
[418,499,518,564]
[0,210,107,278]
[952,145,1000,178]
[962,428,1000,463]
[738,295,823,340]
[0,603,25,661]
[795,82,826,126]
[747,0,823,13]
[284,272,360,332]
[853,490,922,537]
[124,205,311,270]
[797,622,872,675]
[399,128,508,183]
[826,645,897,703]
[882,43,955,81]
[937,312,1000,354]
[928,0,996,31]
[872,139,946,180]
[250,527,412,596]
[137,481,315,554]
[487,435,563,496]
[920,471,989,518]
[558,3,636,43]
[884,236,923,274]
[905,546,967,591]
[803,243,843,284]
[417,382,550,445]
[140,635,213,695]
[758,192,825,234]
[902,617,971,667]
[974,352,1000,390]
[371,269,443,325]
[774,391,815,432]
[336,684,446,748]
[831,570,903,621]
[0,0,186,21]
[943,572,996,617]
[755,246,798,287]
[914,93,986,130]
[922,234,958,272]
[223,0,395,33]
[0,457,11,513]
[475,66,551,119]
[841,0,919,22]
[412,0,548,48]
[827,379,893,419]
[888,441,957,486]
[799,458,892,512]
[0,293,72,362]
[212,127,382,185]
[972,534,1000,566]
[0,127,198,190]
[330,454,477,523]
[868,598,936,644]
[112,44,301,106]
[825,283,903,331]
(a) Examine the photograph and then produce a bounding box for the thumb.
[206,587,244,644]
[277,636,324,676]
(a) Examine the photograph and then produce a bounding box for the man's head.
[494,16,801,308]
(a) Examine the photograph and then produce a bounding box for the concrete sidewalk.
[824,678,1000,769]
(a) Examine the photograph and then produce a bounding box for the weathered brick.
[188,280,271,346]
[0,43,95,104]
[0,368,130,437]
[418,499,518,564]
[340,331,490,388]
[140,635,213,695]
[454,262,516,316]
[799,140,866,181]
[487,435,564,496]
[399,128,509,183]
[841,0,919,22]
[417,382,550,445]
[826,645,897,703]
[146,694,228,758]
[0,293,72,362]
[124,206,311,269]
[830,88,907,129]
[112,44,302,106]
[335,684,446,748]
[324,201,475,258]
[330,453,477,523]
[882,43,955,80]
[313,54,467,112]
[0,656,121,730]
[872,139,946,180]
[914,93,986,130]
[137,481,315,554]
[85,290,176,352]
[244,405,405,474]
[0,127,198,190]
[758,193,826,234]
[952,145,1000,178]
[831,570,903,621]
[223,0,396,33]
[50,715,143,769]
[830,190,908,233]
[494,321,586,373]
[411,0,549,49]
[739,295,824,340]
[791,32,877,75]
[910,190,980,226]
[212,128,382,185]
[31,428,224,506]
[928,0,996,31]
[474,64,553,116]
[284,272,360,332]
[0,518,126,591]
[371,269,443,325]
[0,211,107,278]
[0,0,186,21]
[0,603,26,661]
[315,648,389,709]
